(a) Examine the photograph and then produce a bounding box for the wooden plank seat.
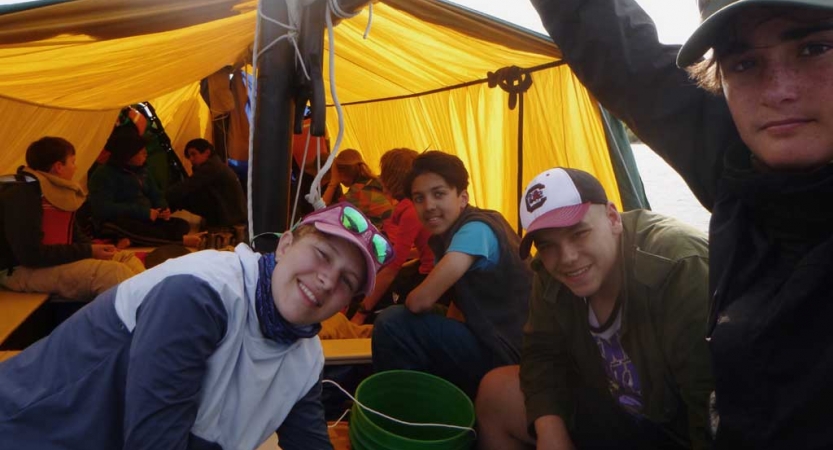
[0,290,50,345]
[321,338,372,366]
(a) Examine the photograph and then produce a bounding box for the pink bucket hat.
[296,202,393,294]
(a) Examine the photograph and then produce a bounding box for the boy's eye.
[730,58,756,73]
[433,191,445,198]
[315,247,330,261]
[573,229,590,241]
[800,43,832,57]
[413,195,423,204]
[340,275,357,292]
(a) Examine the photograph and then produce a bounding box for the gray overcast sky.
[448,0,701,45]
[0,0,702,44]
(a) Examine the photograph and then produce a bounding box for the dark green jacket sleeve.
[88,166,151,222]
[659,255,713,450]
[529,0,739,210]
[144,170,168,210]
[519,272,573,435]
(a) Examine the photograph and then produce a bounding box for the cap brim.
[519,203,591,259]
[310,222,377,295]
[677,0,832,67]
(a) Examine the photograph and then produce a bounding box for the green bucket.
[349,370,475,450]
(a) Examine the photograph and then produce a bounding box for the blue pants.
[371,306,496,398]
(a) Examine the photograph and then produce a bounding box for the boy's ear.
[49,161,64,176]
[606,202,623,234]
[460,189,469,206]
[276,232,294,257]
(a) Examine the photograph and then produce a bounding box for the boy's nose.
[761,62,799,106]
[559,244,579,265]
[317,266,337,291]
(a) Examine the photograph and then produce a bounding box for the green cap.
[677,0,833,68]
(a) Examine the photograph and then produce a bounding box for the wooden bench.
[0,291,50,345]
[321,338,372,365]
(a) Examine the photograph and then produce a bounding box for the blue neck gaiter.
[255,253,321,344]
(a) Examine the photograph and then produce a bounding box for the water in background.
[631,143,711,233]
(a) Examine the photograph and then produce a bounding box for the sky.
[448,0,701,45]
[0,0,702,44]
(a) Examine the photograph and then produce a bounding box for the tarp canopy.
[0,0,631,229]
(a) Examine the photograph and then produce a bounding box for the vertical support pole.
[516,92,525,237]
[251,0,295,236]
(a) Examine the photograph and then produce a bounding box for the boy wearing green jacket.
[476,168,713,450]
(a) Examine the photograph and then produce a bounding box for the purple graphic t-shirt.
[588,303,643,415]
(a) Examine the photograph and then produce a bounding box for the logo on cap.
[525,183,547,213]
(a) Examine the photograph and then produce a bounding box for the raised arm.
[530,0,736,209]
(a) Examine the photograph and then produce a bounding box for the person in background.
[0,137,143,300]
[291,117,340,219]
[351,148,436,325]
[167,138,247,229]
[476,168,713,450]
[0,202,392,450]
[372,151,531,398]
[88,128,198,247]
[323,149,393,232]
[531,0,833,447]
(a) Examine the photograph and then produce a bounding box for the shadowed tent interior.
[0,0,640,228]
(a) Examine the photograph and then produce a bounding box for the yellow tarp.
[0,0,620,229]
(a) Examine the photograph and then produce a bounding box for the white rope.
[322,379,477,437]
[363,3,374,39]
[248,0,375,230]
[290,125,313,226]
[245,0,264,241]
[304,0,362,211]
[328,408,351,428]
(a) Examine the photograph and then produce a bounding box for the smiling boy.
[531,0,833,447]
[0,136,144,300]
[475,168,713,450]
[372,151,532,398]
[0,202,391,450]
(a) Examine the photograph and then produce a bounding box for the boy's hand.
[116,237,131,249]
[92,244,116,260]
[149,208,160,221]
[534,416,576,450]
[159,208,172,221]
[350,311,368,325]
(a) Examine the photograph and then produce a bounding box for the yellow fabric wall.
[0,2,254,178]
[0,0,622,232]
[324,65,620,230]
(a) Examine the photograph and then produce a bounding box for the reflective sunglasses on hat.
[296,202,394,294]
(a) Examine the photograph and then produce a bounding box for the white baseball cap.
[519,168,609,258]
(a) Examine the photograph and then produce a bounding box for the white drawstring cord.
[304,0,373,211]
[322,379,478,438]
[246,0,375,233]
